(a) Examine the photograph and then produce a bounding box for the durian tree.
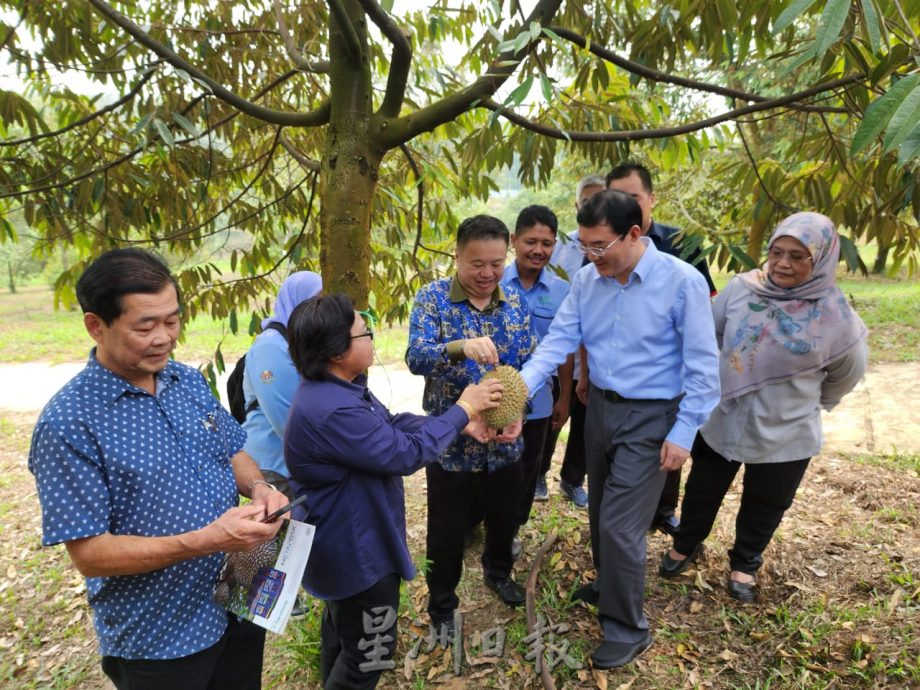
[0,0,918,331]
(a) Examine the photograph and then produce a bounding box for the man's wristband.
[456,400,478,419]
[248,479,278,495]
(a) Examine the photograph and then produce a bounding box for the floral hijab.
[720,212,868,399]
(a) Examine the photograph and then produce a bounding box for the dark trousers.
[559,393,587,487]
[674,434,811,576]
[321,573,400,690]
[426,461,524,623]
[656,467,681,518]
[101,615,266,690]
[584,386,679,644]
[538,377,561,478]
[518,416,552,526]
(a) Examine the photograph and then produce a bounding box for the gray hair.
[576,175,606,201]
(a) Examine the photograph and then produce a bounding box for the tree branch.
[358,0,411,118]
[0,65,159,147]
[378,0,564,148]
[86,0,331,127]
[272,0,331,73]
[479,74,865,142]
[327,0,361,65]
[736,121,798,213]
[280,133,321,171]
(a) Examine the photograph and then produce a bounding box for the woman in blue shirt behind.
[284,292,502,690]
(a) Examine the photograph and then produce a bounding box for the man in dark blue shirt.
[606,162,717,536]
[407,215,537,627]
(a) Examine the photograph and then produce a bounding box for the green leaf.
[540,27,565,47]
[728,245,758,270]
[814,0,851,56]
[838,235,867,274]
[171,111,199,137]
[130,111,155,136]
[859,0,881,54]
[850,74,919,154]
[539,73,553,103]
[248,312,261,337]
[773,0,819,34]
[506,75,533,107]
[882,84,920,153]
[152,117,175,147]
[381,0,393,11]
[91,176,105,204]
[898,122,920,166]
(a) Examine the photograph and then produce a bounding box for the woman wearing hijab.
[284,293,502,690]
[658,212,868,602]
[241,270,323,497]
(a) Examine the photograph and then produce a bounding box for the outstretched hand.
[462,417,497,444]
[495,417,523,443]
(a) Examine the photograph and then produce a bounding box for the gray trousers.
[584,385,679,643]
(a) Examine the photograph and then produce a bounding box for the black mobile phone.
[261,494,308,523]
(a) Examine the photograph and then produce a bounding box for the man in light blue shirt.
[519,190,720,669]
[501,205,571,557]
[544,175,606,508]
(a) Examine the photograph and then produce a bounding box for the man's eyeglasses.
[767,247,812,264]
[578,237,620,257]
[351,330,375,341]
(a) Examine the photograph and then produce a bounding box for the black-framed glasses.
[577,237,620,257]
[351,329,375,341]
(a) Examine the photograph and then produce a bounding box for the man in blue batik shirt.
[407,215,536,628]
[518,191,720,670]
[501,205,572,557]
[28,249,286,690]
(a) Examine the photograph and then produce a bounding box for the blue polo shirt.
[29,351,244,660]
[284,373,469,600]
[501,262,570,419]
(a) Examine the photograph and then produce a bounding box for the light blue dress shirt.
[521,238,721,449]
[501,262,570,419]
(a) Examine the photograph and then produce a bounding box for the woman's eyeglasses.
[351,330,375,341]
[767,247,813,264]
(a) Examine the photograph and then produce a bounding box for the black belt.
[597,386,629,403]
[594,385,680,405]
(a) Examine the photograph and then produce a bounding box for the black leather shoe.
[658,543,703,578]
[591,632,653,669]
[727,578,757,603]
[650,513,680,535]
[484,574,525,607]
[570,582,599,605]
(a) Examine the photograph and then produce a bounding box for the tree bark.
[872,241,889,274]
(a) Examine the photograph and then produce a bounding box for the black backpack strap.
[263,321,287,339]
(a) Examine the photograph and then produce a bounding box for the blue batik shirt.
[501,262,570,419]
[29,351,244,660]
[406,277,537,472]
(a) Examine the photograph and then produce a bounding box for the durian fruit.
[481,365,528,429]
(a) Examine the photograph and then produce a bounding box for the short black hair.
[605,161,653,193]
[75,248,179,325]
[576,190,643,237]
[456,215,509,249]
[287,293,356,380]
[514,205,558,236]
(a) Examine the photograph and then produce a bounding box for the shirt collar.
[86,348,182,405]
[502,261,552,291]
[321,371,370,396]
[450,276,506,308]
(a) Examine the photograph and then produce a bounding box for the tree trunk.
[872,242,889,274]
[7,262,15,294]
[318,0,380,309]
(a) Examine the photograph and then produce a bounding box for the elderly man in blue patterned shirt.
[28,249,286,690]
[407,215,536,628]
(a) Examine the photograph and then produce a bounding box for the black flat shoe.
[650,513,680,536]
[658,543,703,578]
[570,582,599,605]
[484,574,525,607]
[727,579,757,603]
[591,632,653,669]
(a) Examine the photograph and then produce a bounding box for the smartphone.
[261,494,308,523]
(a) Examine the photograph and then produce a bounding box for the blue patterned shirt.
[406,277,537,472]
[29,351,244,660]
